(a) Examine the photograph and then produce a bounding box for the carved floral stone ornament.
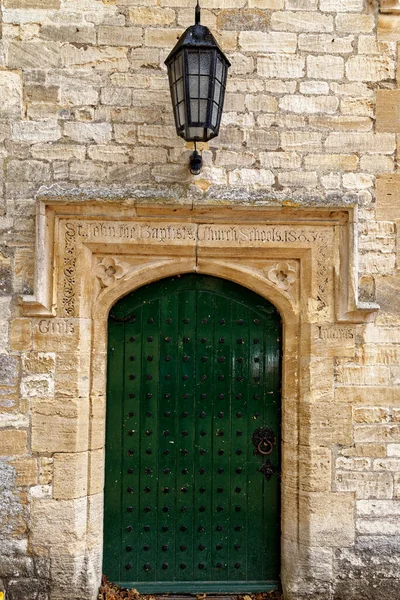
[266,262,297,291]
[95,257,126,287]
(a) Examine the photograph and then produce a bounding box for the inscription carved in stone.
[37,319,75,335]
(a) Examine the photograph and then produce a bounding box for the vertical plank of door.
[212,294,231,582]
[246,311,265,581]
[229,302,248,582]
[140,300,159,583]
[263,314,281,580]
[122,314,142,583]
[104,321,125,581]
[157,291,179,581]
[175,288,196,583]
[194,290,214,582]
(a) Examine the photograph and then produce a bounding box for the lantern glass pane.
[216,56,223,82]
[178,102,185,127]
[176,53,183,80]
[213,80,221,104]
[211,103,218,127]
[187,126,205,139]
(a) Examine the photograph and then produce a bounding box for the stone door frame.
[20,200,377,600]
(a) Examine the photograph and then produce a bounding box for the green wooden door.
[103,274,281,593]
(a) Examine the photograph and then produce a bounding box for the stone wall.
[0,0,399,599]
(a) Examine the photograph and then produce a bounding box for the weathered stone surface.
[0,71,22,119]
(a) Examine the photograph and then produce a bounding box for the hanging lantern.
[165,0,231,174]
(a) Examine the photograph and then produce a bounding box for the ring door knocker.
[252,426,279,481]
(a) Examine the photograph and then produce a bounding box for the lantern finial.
[195,0,201,25]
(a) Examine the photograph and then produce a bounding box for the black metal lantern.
[165,0,231,174]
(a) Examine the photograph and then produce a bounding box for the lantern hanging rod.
[195,0,201,25]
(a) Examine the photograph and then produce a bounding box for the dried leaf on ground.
[99,576,283,600]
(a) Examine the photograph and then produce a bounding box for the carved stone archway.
[20,201,377,600]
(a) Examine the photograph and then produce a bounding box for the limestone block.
[244,129,279,149]
[343,173,374,190]
[53,452,88,500]
[10,319,32,352]
[9,457,37,487]
[271,11,333,32]
[298,33,354,53]
[259,151,301,169]
[281,131,322,150]
[109,163,152,184]
[30,496,87,554]
[278,171,318,187]
[227,168,274,186]
[346,55,395,81]
[378,14,400,40]
[0,71,22,119]
[0,430,27,456]
[137,124,184,147]
[336,457,371,471]
[245,94,277,113]
[101,87,132,107]
[218,9,269,30]
[304,154,358,172]
[21,374,54,399]
[299,445,332,492]
[248,0,283,6]
[215,150,255,167]
[354,424,400,443]
[336,14,375,33]
[98,26,142,47]
[224,93,246,112]
[299,81,329,94]
[257,55,305,79]
[299,492,355,547]
[239,31,297,52]
[388,444,400,456]
[320,0,364,10]
[88,448,105,496]
[358,35,396,55]
[55,352,90,400]
[325,132,395,154]
[32,319,91,353]
[4,0,59,6]
[31,397,89,453]
[373,458,400,471]
[132,146,168,164]
[61,84,99,106]
[12,120,61,143]
[89,395,106,451]
[376,174,400,221]
[7,41,61,69]
[338,444,386,458]
[38,457,53,486]
[64,122,112,144]
[376,90,400,132]
[286,0,318,8]
[40,25,96,45]
[144,28,183,48]
[61,45,129,71]
[88,145,129,163]
[7,159,51,183]
[360,155,394,173]
[30,143,86,161]
[353,407,391,423]
[356,518,400,535]
[70,161,107,183]
[280,94,338,114]
[307,55,344,80]
[300,403,352,446]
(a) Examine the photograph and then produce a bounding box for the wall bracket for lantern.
[165,0,231,175]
